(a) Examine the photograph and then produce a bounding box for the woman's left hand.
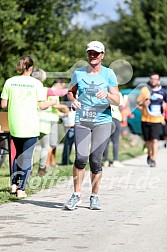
[96,90,108,100]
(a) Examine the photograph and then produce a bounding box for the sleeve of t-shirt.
[47,88,68,97]
[70,70,78,85]
[108,69,118,87]
[36,80,46,101]
[137,86,150,103]
[1,81,9,100]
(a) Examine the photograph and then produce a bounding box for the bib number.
[149,104,162,116]
[79,106,98,122]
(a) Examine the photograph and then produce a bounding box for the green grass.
[0,148,74,204]
[0,136,144,204]
[110,138,144,162]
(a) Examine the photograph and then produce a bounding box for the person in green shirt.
[1,55,57,198]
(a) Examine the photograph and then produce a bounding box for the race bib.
[79,106,99,122]
[147,104,162,116]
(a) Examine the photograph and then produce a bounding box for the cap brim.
[86,47,104,53]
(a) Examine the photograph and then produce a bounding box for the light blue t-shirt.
[70,66,118,125]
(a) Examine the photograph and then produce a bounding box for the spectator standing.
[0,56,57,197]
[137,73,167,167]
[120,94,134,137]
[46,79,69,168]
[38,104,53,175]
[63,41,120,210]
[32,70,68,176]
[103,92,125,168]
[61,108,76,165]
[60,94,77,165]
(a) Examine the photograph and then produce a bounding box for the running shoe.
[113,160,124,168]
[147,156,152,165]
[63,194,82,210]
[17,190,27,198]
[90,195,101,210]
[10,184,18,194]
[150,159,156,167]
[103,160,110,167]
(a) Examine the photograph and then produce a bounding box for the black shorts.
[141,122,162,141]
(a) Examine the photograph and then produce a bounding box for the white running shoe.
[103,160,110,167]
[63,194,82,210]
[90,195,101,210]
[112,160,124,168]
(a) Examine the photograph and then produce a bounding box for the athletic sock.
[91,193,98,197]
[73,192,81,197]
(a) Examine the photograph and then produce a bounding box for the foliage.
[0,0,94,89]
[0,0,167,90]
[106,0,167,77]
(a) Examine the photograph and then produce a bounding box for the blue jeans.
[103,118,121,161]
[11,136,37,190]
[61,127,74,165]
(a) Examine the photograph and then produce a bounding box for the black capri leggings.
[74,123,112,174]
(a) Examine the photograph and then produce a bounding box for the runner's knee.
[74,156,88,169]
[89,156,102,174]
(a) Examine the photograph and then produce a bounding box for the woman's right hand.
[71,100,81,110]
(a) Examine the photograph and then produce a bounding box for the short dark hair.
[150,73,160,79]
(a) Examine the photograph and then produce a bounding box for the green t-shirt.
[1,75,45,137]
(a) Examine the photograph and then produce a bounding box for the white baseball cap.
[86,41,105,53]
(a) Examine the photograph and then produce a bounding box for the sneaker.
[38,167,47,177]
[113,160,124,168]
[103,160,110,167]
[90,195,101,210]
[63,194,82,210]
[150,159,156,167]
[147,156,152,165]
[17,190,27,198]
[10,184,18,194]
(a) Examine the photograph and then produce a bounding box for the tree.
[0,0,25,84]
[0,0,94,89]
[106,0,167,77]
